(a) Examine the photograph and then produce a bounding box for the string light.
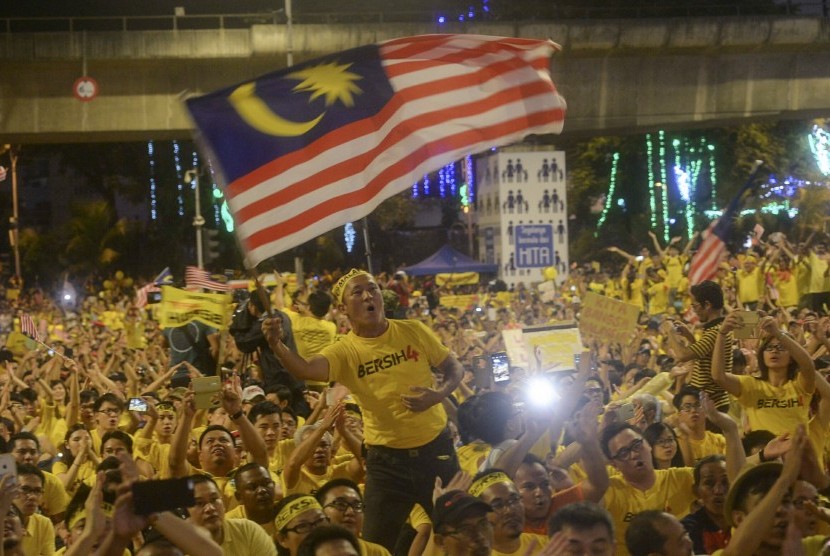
[147,141,158,221]
[595,152,620,235]
[172,141,184,217]
[439,166,447,198]
[646,134,656,229]
[465,155,475,204]
[448,161,457,197]
[809,124,830,176]
[206,160,221,227]
[659,130,669,243]
[344,222,356,253]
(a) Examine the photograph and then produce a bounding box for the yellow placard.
[436,272,479,287]
[579,291,641,345]
[523,325,582,373]
[438,294,479,311]
[158,286,232,330]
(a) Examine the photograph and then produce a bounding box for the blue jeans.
[362,428,460,554]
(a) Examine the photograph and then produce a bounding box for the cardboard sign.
[579,291,640,345]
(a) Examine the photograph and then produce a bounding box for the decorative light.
[147,141,158,221]
[809,124,830,176]
[658,130,669,243]
[344,222,356,253]
[708,143,718,209]
[439,166,447,198]
[207,160,221,227]
[674,165,691,202]
[646,134,656,229]
[423,173,430,196]
[172,141,185,217]
[595,151,620,235]
[448,161,457,197]
[465,155,475,204]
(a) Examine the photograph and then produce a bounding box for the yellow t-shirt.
[711,534,826,556]
[685,431,726,463]
[268,438,296,475]
[602,468,695,556]
[456,441,491,476]
[321,319,450,448]
[221,518,278,556]
[40,470,70,518]
[22,513,55,556]
[735,375,812,436]
[492,533,549,556]
[134,436,171,478]
[664,255,687,289]
[34,401,67,454]
[646,281,669,316]
[772,269,800,308]
[52,460,97,496]
[282,460,359,496]
[736,267,763,304]
[285,309,337,359]
[359,538,392,556]
[226,504,277,539]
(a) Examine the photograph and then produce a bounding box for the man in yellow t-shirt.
[226,463,279,540]
[736,256,764,310]
[263,269,464,552]
[599,423,695,556]
[14,465,55,556]
[672,387,726,463]
[468,471,547,556]
[645,269,669,317]
[317,478,391,556]
[8,432,69,521]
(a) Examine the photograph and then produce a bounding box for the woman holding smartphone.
[711,313,815,436]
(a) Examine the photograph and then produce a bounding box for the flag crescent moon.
[228,83,324,137]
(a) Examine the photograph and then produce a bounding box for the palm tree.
[64,201,131,276]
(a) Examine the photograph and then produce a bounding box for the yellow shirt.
[226,504,277,539]
[283,460,358,496]
[772,269,800,308]
[492,533,549,556]
[456,441,491,476]
[735,375,812,436]
[22,513,55,556]
[268,438,296,475]
[135,436,172,478]
[664,255,686,288]
[603,468,695,556]
[221,518,278,556]
[52,460,97,496]
[736,267,763,304]
[685,431,726,463]
[711,534,825,556]
[321,319,450,448]
[646,281,669,316]
[359,538,392,556]
[41,470,70,518]
[285,309,337,359]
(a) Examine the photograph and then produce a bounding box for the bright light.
[525,376,560,408]
[63,294,71,301]
[674,165,690,202]
[344,222,356,253]
[437,16,446,23]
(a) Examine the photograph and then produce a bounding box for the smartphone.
[635,256,644,262]
[326,384,336,406]
[127,397,148,412]
[490,352,510,384]
[192,376,222,409]
[0,454,16,484]
[132,477,195,515]
[733,310,760,340]
[615,402,636,422]
[472,355,492,390]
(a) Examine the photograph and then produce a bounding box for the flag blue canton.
[187,44,395,184]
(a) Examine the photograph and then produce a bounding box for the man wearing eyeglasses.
[663,280,733,413]
[187,474,277,555]
[599,423,695,556]
[672,386,725,464]
[14,464,54,556]
[468,470,547,555]
[432,490,494,556]
[316,478,390,556]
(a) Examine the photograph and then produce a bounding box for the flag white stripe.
[234,87,561,242]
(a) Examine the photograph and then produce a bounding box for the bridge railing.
[1,2,826,33]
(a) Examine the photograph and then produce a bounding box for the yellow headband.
[331,269,372,303]
[275,496,322,531]
[67,510,87,530]
[468,472,512,498]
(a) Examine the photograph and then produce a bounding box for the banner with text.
[159,286,232,330]
[579,292,641,345]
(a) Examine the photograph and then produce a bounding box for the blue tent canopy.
[401,245,498,276]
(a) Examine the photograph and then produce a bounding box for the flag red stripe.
[383,47,547,80]
[226,53,551,200]
[243,105,564,251]
[232,79,555,225]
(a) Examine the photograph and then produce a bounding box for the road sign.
[73,77,99,102]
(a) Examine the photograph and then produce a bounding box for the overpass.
[1,15,829,143]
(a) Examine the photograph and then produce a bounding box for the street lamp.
[184,169,205,268]
[1,145,20,280]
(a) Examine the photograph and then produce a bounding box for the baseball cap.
[432,490,492,532]
[242,385,266,402]
[723,462,783,528]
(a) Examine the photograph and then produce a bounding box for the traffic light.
[203,228,221,263]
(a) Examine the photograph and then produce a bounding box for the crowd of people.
[0,228,830,555]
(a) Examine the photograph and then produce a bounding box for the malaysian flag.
[185,266,230,292]
[134,283,160,308]
[19,313,40,341]
[187,34,566,266]
[689,161,764,285]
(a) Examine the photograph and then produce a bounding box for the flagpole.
[362,217,374,274]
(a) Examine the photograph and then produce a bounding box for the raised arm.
[221,375,268,468]
[283,404,341,490]
[701,393,745,482]
[711,312,742,396]
[262,317,330,382]
[759,316,816,394]
[572,401,609,502]
[168,392,196,478]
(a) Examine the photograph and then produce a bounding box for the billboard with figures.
[474,150,568,287]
